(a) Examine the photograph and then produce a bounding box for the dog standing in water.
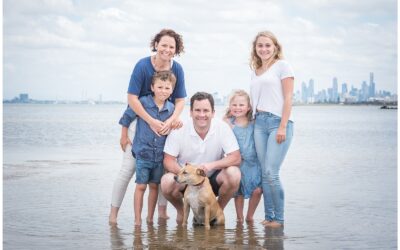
[174,163,225,229]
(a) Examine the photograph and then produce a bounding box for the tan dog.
[174,163,225,229]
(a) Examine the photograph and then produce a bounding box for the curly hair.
[150,29,185,56]
[224,89,253,121]
[250,31,283,70]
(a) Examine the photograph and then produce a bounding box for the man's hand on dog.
[198,163,212,175]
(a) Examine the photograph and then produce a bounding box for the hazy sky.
[3,0,398,101]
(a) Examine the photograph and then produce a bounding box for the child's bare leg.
[158,187,169,219]
[246,188,262,222]
[134,184,147,226]
[147,183,158,223]
[234,195,244,223]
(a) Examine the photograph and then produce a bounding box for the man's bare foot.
[135,220,142,227]
[236,217,244,224]
[176,212,183,225]
[264,221,283,228]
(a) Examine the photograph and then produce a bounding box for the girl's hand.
[276,126,287,144]
[120,136,132,152]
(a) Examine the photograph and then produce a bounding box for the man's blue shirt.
[132,95,174,162]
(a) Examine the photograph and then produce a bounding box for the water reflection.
[110,220,285,249]
[109,225,128,250]
[263,226,285,250]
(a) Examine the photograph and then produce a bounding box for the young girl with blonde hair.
[223,90,262,223]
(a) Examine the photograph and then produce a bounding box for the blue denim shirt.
[132,95,174,162]
[118,106,137,127]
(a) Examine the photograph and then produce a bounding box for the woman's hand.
[171,119,183,130]
[276,126,287,144]
[120,136,132,152]
[159,117,183,135]
[159,118,173,135]
[149,118,165,137]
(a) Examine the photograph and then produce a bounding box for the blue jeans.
[254,111,293,224]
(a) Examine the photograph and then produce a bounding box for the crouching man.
[160,92,241,224]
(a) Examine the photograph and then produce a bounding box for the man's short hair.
[190,92,215,111]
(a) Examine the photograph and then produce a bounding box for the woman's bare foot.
[109,206,119,225]
[135,220,142,227]
[109,215,117,225]
[264,221,283,228]
[261,220,271,225]
[236,217,244,224]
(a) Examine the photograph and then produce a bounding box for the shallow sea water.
[3,104,397,249]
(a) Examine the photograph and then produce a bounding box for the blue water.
[3,104,397,249]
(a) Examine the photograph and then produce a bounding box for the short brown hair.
[150,29,184,56]
[152,71,177,89]
[190,92,215,111]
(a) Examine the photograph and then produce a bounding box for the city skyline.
[297,72,396,104]
[3,0,397,102]
[5,71,397,105]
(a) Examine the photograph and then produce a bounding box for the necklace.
[152,55,171,72]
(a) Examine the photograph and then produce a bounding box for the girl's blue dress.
[230,117,262,199]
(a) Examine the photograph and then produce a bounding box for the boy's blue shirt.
[118,106,136,127]
[132,94,174,162]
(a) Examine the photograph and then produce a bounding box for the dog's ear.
[196,168,206,177]
[185,162,189,166]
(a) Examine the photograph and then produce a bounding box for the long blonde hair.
[224,90,253,121]
[250,31,284,70]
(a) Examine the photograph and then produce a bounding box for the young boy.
[132,70,176,226]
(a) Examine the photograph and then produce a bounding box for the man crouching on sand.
[160,92,241,224]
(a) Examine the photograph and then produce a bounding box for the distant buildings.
[295,72,397,105]
[4,72,397,106]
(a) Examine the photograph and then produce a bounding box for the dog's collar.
[193,177,206,186]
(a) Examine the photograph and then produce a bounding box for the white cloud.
[2,0,397,101]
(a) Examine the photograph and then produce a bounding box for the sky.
[2,0,398,101]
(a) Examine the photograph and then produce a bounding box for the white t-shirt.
[250,60,294,119]
[163,118,239,176]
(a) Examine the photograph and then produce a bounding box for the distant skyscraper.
[332,77,338,102]
[308,79,314,101]
[369,72,375,97]
[361,81,369,101]
[341,83,348,95]
[301,81,308,103]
